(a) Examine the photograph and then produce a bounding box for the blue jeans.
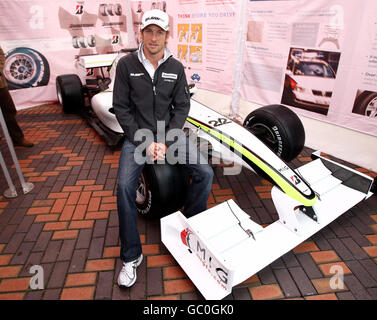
[117,137,213,263]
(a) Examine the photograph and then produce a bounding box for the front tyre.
[243,104,305,162]
[136,163,189,219]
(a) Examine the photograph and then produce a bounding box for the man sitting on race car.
[113,9,214,288]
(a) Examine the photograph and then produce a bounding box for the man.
[113,9,213,288]
[0,45,33,147]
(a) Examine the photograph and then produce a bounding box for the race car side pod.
[161,151,375,300]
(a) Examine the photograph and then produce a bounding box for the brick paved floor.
[0,103,376,300]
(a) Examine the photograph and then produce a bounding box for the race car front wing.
[161,151,375,300]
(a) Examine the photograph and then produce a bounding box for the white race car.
[56,52,376,300]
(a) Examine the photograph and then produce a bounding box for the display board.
[0,0,134,109]
[0,0,376,138]
[241,0,377,137]
[130,0,242,95]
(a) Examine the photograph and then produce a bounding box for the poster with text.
[0,0,132,109]
[131,0,241,94]
[241,0,376,137]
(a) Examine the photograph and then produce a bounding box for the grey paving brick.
[147,267,163,296]
[343,275,372,300]
[232,287,251,300]
[3,232,25,254]
[24,223,43,242]
[257,266,277,285]
[328,238,354,261]
[345,260,377,287]
[76,229,92,249]
[93,219,108,238]
[43,289,61,300]
[336,291,356,300]
[104,226,119,247]
[88,237,104,260]
[0,224,17,243]
[57,239,76,261]
[95,271,114,300]
[344,226,371,247]
[33,231,52,252]
[289,266,317,296]
[68,249,88,273]
[42,240,62,263]
[340,238,369,260]
[47,261,69,289]
[11,242,34,265]
[274,268,301,298]
[296,253,322,279]
[16,216,35,233]
[359,259,377,282]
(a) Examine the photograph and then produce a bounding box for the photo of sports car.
[55,51,376,299]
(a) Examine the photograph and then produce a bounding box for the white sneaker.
[117,254,143,288]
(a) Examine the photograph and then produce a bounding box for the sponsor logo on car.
[180,228,229,290]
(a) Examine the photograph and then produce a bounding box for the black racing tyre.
[4,47,50,90]
[243,104,305,162]
[56,74,85,114]
[352,91,377,118]
[136,163,190,219]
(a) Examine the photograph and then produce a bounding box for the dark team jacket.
[113,51,190,147]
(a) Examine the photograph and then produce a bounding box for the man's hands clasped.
[146,142,168,161]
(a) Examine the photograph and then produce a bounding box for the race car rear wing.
[161,151,375,300]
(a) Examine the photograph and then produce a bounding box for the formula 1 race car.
[56,52,376,300]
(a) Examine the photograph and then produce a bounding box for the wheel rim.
[4,52,38,85]
[136,172,147,205]
[247,123,279,152]
[365,97,377,118]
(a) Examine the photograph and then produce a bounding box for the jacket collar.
[137,42,172,66]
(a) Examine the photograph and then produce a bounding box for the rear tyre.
[243,104,305,162]
[136,163,189,219]
[56,74,85,114]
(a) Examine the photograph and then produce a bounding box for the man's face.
[141,25,169,57]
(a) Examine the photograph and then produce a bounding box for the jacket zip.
[134,53,173,137]
[139,56,171,134]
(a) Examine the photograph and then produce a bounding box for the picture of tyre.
[352,90,377,118]
[72,35,96,49]
[4,47,50,90]
[99,3,122,16]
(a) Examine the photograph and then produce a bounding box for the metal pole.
[0,107,34,195]
[0,150,17,198]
